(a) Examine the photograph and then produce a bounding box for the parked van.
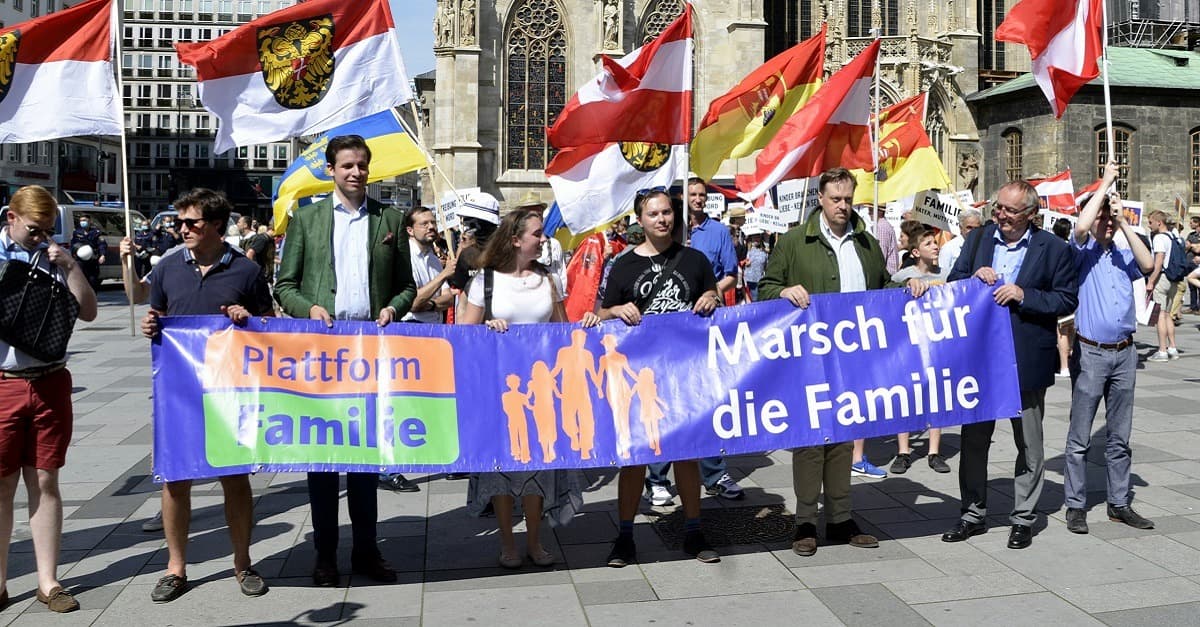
[0,204,148,284]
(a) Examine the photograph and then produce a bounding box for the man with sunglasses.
[135,188,274,603]
[0,186,96,613]
[941,179,1078,550]
[274,134,417,588]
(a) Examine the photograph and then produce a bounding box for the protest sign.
[777,177,819,224]
[1039,209,1077,231]
[913,190,964,235]
[437,187,478,231]
[746,194,788,234]
[1121,200,1146,235]
[151,282,1021,482]
[705,192,725,218]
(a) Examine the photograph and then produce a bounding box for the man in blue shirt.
[1062,163,1155,534]
[642,178,744,507]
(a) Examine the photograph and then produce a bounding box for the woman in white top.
[458,208,580,569]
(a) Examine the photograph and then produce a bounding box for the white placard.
[1039,209,1077,231]
[776,177,816,224]
[748,194,788,234]
[437,187,479,232]
[705,192,725,218]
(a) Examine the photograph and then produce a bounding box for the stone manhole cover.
[648,504,794,549]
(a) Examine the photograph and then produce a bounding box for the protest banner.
[151,281,1021,482]
[705,192,725,218]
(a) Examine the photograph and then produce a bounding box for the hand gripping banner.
[150,280,1021,482]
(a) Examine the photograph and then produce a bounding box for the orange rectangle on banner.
[202,330,455,396]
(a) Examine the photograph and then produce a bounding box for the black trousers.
[307,471,378,562]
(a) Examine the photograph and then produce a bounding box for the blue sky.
[390,0,437,76]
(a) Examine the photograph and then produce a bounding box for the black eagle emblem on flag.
[0,30,20,105]
[257,15,334,110]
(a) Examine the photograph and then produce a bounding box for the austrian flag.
[996,0,1102,118]
[0,0,122,143]
[177,0,412,154]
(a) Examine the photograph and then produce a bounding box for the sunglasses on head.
[176,217,206,229]
[636,186,668,198]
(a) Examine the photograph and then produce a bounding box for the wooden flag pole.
[680,2,694,248]
[871,28,882,237]
[1100,0,1116,163]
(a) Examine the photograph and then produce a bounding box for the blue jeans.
[1063,339,1137,508]
[647,457,726,489]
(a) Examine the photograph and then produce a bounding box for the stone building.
[968,46,1200,211]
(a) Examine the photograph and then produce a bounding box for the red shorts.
[0,368,73,475]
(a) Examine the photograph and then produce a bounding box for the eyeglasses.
[176,217,206,230]
[14,214,54,239]
[993,203,1034,217]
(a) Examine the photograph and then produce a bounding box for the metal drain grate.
[648,504,794,549]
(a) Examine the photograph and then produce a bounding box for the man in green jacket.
[274,134,417,587]
[758,167,927,557]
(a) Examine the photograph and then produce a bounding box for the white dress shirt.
[332,197,371,320]
[403,238,446,323]
[820,215,866,293]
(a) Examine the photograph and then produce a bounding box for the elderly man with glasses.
[940,180,1079,550]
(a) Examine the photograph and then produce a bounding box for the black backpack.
[1165,233,1190,282]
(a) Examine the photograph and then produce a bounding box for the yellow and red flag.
[852,93,952,205]
[689,25,826,181]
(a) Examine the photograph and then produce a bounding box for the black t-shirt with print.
[601,243,716,315]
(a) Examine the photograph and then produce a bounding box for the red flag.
[547,5,692,147]
[563,233,609,322]
[736,40,880,201]
[0,0,122,142]
[996,0,1102,118]
[1029,169,1077,214]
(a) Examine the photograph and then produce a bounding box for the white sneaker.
[1168,347,1181,359]
[644,484,674,506]
[1148,351,1170,362]
[1055,369,1070,378]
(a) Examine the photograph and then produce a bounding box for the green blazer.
[758,209,893,300]
[274,196,417,319]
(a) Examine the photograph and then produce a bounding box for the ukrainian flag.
[272,110,428,233]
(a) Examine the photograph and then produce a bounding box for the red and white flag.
[1030,169,1077,213]
[996,0,1102,118]
[737,40,879,201]
[1073,177,1112,205]
[546,7,692,234]
[0,0,121,143]
[177,0,412,154]
[547,4,692,147]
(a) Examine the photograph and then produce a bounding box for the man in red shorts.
[0,185,98,612]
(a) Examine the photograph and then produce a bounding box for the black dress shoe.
[352,552,398,583]
[312,561,339,587]
[1107,504,1154,529]
[1007,524,1032,549]
[379,474,420,492]
[1065,508,1089,534]
[941,520,986,543]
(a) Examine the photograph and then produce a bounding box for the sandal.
[150,574,188,603]
[236,568,269,597]
[36,586,79,613]
[527,547,555,567]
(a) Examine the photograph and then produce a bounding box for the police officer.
[70,214,107,292]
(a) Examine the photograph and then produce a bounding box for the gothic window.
[1003,129,1022,182]
[764,0,814,61]
[1097,125,1133,198]
[848,0,899,37]
[1192,128,1200,204]
[504,0,568,171]
[980,0,1006,71]
[639,0,685,44]
[926,97,946,165]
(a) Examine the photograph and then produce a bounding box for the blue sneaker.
[851,459,887,479]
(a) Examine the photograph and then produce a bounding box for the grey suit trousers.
[957,389,1047,527]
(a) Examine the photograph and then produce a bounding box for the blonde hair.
[10,185,57,223]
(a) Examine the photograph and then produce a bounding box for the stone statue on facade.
[602,0,620,51]
[958,149,980,195]
[436,2,455,48]
[460,0,476,46]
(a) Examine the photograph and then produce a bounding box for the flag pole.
[871,28,881,237]
[1100,0,1115,163]
[681,2,693,248]
[112,0,136,336]
[389,106,461,256]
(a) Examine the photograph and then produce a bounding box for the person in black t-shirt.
[580,189,721,568]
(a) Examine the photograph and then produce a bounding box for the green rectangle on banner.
[201,391,460,468]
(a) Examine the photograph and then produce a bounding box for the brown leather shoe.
[36,586,79,613]
[791,522,818,556]
[0,587,8,610]
[826,519,879,548]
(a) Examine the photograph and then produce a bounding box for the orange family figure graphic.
[501,374,533,464]
[527,361,560,463]
[597,334,638,459]
[632,367,668,456]
[549,329,602,460]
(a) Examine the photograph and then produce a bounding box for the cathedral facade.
[419,0,1031,211]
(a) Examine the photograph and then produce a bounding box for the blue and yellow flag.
[272,110,427,233]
